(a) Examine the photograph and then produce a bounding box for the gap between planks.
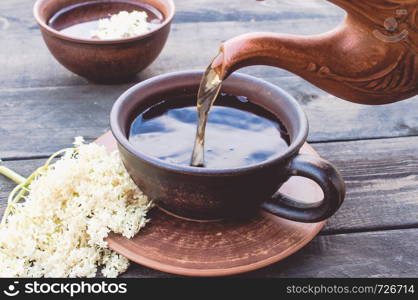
[320,223,418,236]
[1,134,418,237]
[2,133,418,162]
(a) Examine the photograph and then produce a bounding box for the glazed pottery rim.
[110,70,309,175]
[33,0,175,45]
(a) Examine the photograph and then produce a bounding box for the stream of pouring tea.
[190,54,223,167]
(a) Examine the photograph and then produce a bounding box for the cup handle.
[260,154,346,222]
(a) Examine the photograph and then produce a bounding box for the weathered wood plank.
[0,85,127,158]
[2,0,416,279]
[1,136,418,277]
[0,10,343,88]
[265,76,418,143]
[2,136,418,234]
[1,149,418,278]
[120,228,418,277]
[1,77,418,158]
[173,0,344,23]
[314,137,418,233]
[1,0,344,28]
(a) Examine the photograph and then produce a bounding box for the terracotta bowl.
[33,0,175,83]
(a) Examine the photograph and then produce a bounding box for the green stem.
[0,166,26,185]
[0,148,76,227]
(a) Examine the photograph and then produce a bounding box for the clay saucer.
[96,132,325,277]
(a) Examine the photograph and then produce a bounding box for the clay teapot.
[212,0,418,105]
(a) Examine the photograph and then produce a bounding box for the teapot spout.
[214,13,418,105]
[213,29,371,101]
[212,31,337,81]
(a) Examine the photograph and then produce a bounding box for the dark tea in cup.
[128,93,290,169]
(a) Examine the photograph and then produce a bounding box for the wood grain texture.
[1,0,344,26]
[1,78,417,158]
[1,0,418,278]
[314,136,418,233]
[0,85,127,158]
[172,0,344,23]
[1,137,418,277]
[0,1,343,88]
[2,136,418,234]
[120,228,418,278]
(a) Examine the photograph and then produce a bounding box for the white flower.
[91,11,151,40]
[0,141,152,278]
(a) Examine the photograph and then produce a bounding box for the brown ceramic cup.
[110,71,346,222]
[33,0,175,83]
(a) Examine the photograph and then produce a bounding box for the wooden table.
[1,0,418,278]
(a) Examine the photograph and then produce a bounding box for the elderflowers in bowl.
[0,139,152,278]
[33,0,175,83]
[90,11,153,40]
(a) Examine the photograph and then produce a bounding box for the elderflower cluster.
[91,11,151,40]
[0,140,152,278]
